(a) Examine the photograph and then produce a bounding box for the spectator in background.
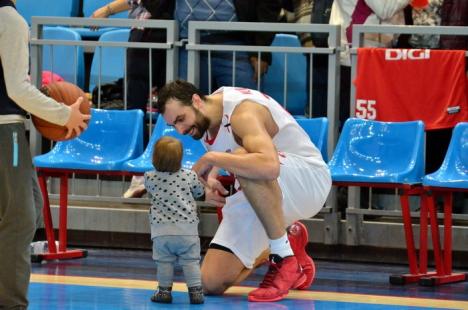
[329,0,410,128]
[281,0,334,118]
[0,1,90,308]
[408,0,442,49]
[439,0,468,50]
[90,0,172,113]
[142,0,281,94]
[91,0,173,198]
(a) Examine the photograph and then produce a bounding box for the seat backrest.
[328,118,425,184]
[42,26,85,89]
[425,122,468,188]
[296,117,329,162]
[42,109,143,170]
[89,29,130,92]
[143,115,206,170]
[16,0,80,25]
[444,122,468,175]
[263,33,307,116]
[82,0,128,19]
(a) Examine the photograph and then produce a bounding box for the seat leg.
[443,192,452,274]
[400,191,419,274]
[59,174,68,252]
[37,172,57,253]
[216,206,223,223]
[427,192,445,276]
[34,171,87,262]
[419,191,467,286]
[419,191,428,275]
[389,188,438,284]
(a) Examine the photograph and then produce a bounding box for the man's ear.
[192,94,203,110]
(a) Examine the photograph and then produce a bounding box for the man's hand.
[204,178,228,207]
[192,153,215,184]
[250,57,268,82]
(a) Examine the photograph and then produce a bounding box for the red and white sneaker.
[248,255,306,302]
[288,221,316,289]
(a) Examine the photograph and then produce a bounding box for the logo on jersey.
[385,49,430,61]
[447,106,461,114]
[223,114,231,133]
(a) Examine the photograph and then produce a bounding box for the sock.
[269,233,294,258]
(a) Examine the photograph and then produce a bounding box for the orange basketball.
[33,81,90,141]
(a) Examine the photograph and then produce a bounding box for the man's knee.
[201,272,233,295]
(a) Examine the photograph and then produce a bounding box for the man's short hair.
[156,80,205,114]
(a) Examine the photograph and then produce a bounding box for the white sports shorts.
[211,152,331,268]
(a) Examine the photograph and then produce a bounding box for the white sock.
[269,233,294,258]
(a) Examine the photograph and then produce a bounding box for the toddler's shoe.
[150,286,172,303]
[188,285,204,304]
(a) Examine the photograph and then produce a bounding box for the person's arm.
[192,101,280,181]
[189,170,205,199]
[365,0,411,20]
[90,0,131,18]
[0,9,70,125]
[0,9,89,135]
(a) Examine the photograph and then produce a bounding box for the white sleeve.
[364,0,411,21]
[0,7,71,126]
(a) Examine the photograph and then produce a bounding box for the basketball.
[33,81,90,141]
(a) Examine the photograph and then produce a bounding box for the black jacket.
[141,0,281,64]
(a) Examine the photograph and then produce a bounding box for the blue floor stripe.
[29,283,451,310]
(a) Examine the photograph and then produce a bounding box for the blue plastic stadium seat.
[34,109,144,171]
[423,122,468,189]
[89,29,130,93]
[263,33,307,116]
[74,0,129,39]
[16,0,80,25]
[417,122,468,286]
[42,26,85,89]
[122,114,206,174]
[328,118,429,285]
[329,118,425,184]
[296,117,329,162]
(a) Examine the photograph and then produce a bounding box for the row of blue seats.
[39,25,309,115]
[34,108,467,191]
[33,109,327,174]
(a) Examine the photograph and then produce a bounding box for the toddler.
[144,136,205,304]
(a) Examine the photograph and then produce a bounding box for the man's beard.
[186,107,210,140]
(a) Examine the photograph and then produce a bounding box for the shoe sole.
[295,255,315,290]
[247,273,307,302]
[288,222,315,290]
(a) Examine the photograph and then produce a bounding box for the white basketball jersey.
[202,87,324,166]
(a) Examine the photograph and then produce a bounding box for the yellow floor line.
[31,274,468,309]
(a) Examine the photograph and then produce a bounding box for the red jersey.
[354,48,468,130]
